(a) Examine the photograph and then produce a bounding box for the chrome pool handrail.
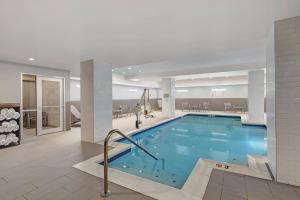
[100,129,159,198]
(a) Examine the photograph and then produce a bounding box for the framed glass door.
[36,76,64,135]
[22,74,37,139]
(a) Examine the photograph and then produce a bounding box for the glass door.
[22,74,37,139]
[36,76,64,135]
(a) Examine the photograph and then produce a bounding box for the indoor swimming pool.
[103,114,267,188]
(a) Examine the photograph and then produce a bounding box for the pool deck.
[0,111,299,200]
[0,128,153,200]
[74,111,270,200]
[204,169,300,200]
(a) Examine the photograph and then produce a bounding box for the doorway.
[22,74,65,138]
[36,76,64,135]
[22,74,37,139]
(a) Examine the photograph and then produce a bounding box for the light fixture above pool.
[211,88,227,92]
[128,67,132,70]
[28,58,35,61]
[176,89,189,93]
[70,77,80,80]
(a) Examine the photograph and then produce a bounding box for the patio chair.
[224,103,233,112]
[203,102,210,112]
[182,102,190,112]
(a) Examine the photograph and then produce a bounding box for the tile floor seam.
[17,183,39,199]
[1,177,8,183]
[266,180,282,199]
[61,181,84,194]
[22,194,30,200]
[243,175,250,200]
[30,171,69,189]
[296,188,300,198]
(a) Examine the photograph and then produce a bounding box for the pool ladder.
[101,129,159,198]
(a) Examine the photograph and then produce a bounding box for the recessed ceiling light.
[70,77,80,80]
[212,88,227,92]
[176,89,189,93]
[128,67,132,70]
[28,58,35,61]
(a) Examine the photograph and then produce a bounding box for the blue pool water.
[106,115,267,188]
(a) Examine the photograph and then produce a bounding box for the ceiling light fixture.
[28,58,35,61]
[128,67,132,70]
[176,89,189,93]
[211,88,227,92]
[70,77,80,80]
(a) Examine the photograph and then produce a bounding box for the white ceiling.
[115,47,266,79]
[0,0,300,77]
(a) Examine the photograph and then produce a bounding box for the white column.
[80,59,112,143]
[161,78,175,117]
[248,70,265,123]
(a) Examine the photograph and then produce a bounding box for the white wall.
[113,73,160,88]
[175,85,248,99]
[71,80,265,101]
[248,70,265,123]
[0,61,70,103]
[0,61,71,130]
[70,79,80,101]
[71,80,161,101]
[113,85,160,100]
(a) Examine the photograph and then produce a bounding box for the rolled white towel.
[0,134,6,145]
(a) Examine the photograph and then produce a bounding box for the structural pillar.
[248,70,265,123]
[80,59,112,143]
[271,16,300,186]
[161,78,175,118]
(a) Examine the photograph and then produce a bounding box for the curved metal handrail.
[101,129,159,197]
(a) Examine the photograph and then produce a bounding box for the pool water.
[106,115,267,188]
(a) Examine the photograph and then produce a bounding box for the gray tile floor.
[0,128,154,200]
[203,169,300,200]
[2,127,300,200]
